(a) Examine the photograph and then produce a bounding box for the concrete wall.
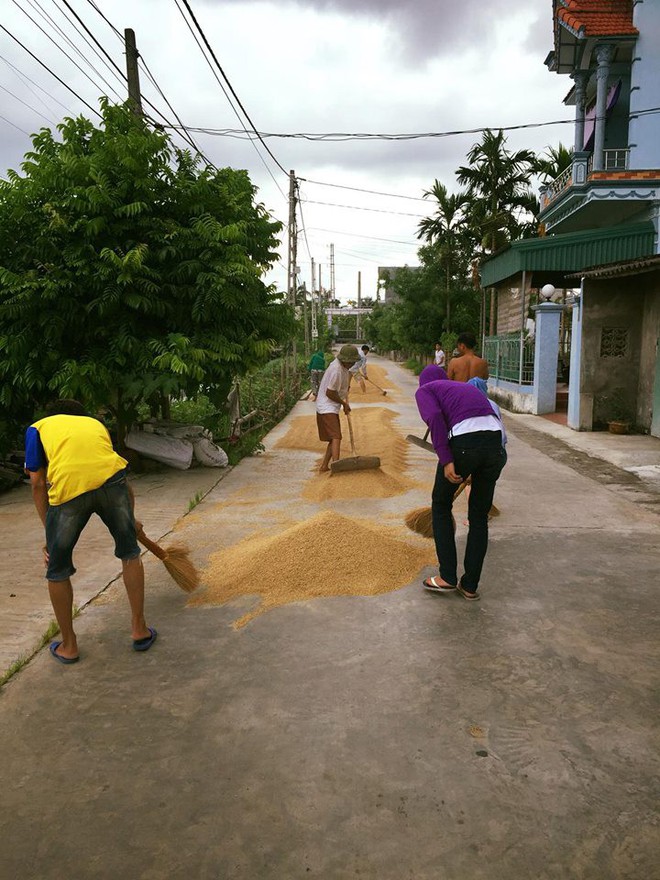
[488,380,535,414]
[629,2,660,169]
[580,280,644,427]
[637,273,660,429]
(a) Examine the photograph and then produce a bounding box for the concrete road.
[1,357,658,880]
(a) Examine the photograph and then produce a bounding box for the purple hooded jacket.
[415,376,499,465]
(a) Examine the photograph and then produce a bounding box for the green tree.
[536,142,574,183]
[417,180,472,330]
[457,128,537,254]
[0,102,292,442]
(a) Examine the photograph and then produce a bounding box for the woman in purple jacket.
[415,373,507,601]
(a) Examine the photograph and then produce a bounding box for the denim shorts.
[45,469,140,581]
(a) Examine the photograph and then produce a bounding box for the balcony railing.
[587,149,630,174]
[544,165,572,202]
[484,334,535,386]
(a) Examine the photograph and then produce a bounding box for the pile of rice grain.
[190,510,435,628]
[276,407,417,501]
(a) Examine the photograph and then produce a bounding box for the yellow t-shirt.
[25,415,128,506]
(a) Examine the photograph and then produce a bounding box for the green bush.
[404,358,425,375]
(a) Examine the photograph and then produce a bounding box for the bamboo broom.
[405,479,470,539]
[137,528,200,593]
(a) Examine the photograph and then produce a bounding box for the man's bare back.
[447,352,489,382]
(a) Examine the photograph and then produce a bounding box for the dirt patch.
[191,510,435,627]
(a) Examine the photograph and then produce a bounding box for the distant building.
[377,266,419,305]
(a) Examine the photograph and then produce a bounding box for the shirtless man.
[447,332,489,382]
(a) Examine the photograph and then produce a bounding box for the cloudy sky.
[1,0,572,302]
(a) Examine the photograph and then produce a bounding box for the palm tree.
[457,129,537,257]
[417,180,471,329]
[536,143,574,183]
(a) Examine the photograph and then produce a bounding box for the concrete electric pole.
[124,29,142,114]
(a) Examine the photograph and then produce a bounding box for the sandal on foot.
[49,641,79,664]
[133,627,158,652]
[457,583,480,602]
[423,576,456,594]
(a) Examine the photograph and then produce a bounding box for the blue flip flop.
[49,641,80,665]
[133,627,157,652]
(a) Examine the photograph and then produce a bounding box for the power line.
[299,178,429,203]
[0,81,58,125]
[172,0,286,199]
[82,0,122,39]
[0,111,30,135]
[51,0,127,92]
[169,108,660,141]
[176,0,288,178]
[0,51,73,114]
[301,198,426,218]
[10,0,121,100]
[295,180,313,263]
[307,227,419,247]
[0,22,102,117]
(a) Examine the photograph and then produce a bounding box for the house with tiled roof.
[480,0,660,437]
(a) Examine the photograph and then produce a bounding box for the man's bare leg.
[47,579,79,659]
[320,439,341,472]
[122,556,151,641]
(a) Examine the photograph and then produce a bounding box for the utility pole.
[330,244,336,303]
[124,29,142,114]
[357,271,362,341]
[310,258,318,345]
[286,170,298,380]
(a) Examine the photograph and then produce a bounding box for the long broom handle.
[366,376,386,393]
[136,527,168,561]
[346,411,357,455]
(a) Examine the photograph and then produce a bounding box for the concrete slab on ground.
[1,356,658,879]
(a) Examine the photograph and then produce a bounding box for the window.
[600,327,629,359]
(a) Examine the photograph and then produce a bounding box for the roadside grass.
[0,606,80,688]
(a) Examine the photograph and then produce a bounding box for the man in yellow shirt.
[25,399,155,664]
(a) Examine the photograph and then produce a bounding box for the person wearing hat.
[315,344,360,472]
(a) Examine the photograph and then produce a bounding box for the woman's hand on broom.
[444,462,463,484]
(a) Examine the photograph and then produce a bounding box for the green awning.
[480,221,656,287]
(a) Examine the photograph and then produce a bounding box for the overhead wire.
[0,112,30,135]
[0,80,58,126]
[29,0,125,99]
[0,22,102,117]
[301,199,426,218]
[50,0,127,91]
[175,0,289,179]
[172,0,287,199]
[10,0,122,101]
[0,51,73,115]
[299,178,429,202]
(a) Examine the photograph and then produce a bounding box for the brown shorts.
[316,412,342,442]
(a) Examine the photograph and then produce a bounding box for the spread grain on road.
[191,511,435,628]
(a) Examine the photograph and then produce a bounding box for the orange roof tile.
[556,0,638,38]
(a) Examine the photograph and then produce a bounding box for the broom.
[330,412,381,474]
[405,479,470,539]
[136,527,200,593]
[365,376,387,396]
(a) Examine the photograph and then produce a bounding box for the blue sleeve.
[24,426,47,471]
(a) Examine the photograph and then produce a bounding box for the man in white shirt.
[316,344,360,472]
[349,344,369,393]
[434,343,446,368]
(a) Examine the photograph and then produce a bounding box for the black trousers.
[431,432,507,592]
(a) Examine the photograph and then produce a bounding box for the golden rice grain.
[191,510,435,628]
[276,407,418,501]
